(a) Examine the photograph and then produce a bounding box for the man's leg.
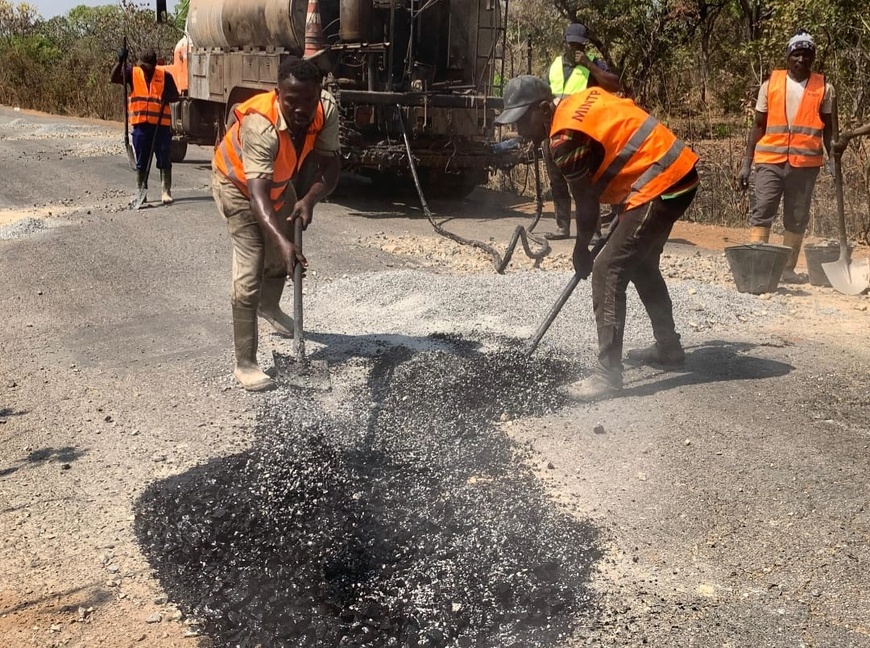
[213,175,273,391]
[541,138,572,239]
[780,164,820,280]
[154,126,173,205]
[627,190,698,366]
[131,124,152,197]
[258,184,299,336]
[749,163,786,242]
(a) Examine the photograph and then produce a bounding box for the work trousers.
[132,124,172,172]
[750,162,820,235]
[592,188,697,373]
[213,172,297,311]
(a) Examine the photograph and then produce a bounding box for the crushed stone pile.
[136,349,600,647]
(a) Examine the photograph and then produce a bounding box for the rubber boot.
[558,363,623,403]
[160,167,173,205]
[136,170,147,203]
[780,230,805,284]
[627,338,686,367]
[749,226,770,243]
[257,278,295,337]
[232,306,274,391]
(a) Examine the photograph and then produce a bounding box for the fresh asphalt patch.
[135,345,603,647]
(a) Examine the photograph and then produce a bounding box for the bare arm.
[570,181,600,248]
[821,112,833,158]
[744,110,767,160]
[110,62,131,87]
[291,154,341,229]
[248,178,305,271]
[577,53,621,93]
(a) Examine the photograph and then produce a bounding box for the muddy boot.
[780,230,806,284]
[544,224,571,240]
[160,167,173,205]
[749,226,770,243]
[232,306,274,392]
[627,340,685,367]
[257,278,294,337]
[136,169,148,203]
[558,365,623,403]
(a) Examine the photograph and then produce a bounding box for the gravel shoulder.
[1,106,868,648]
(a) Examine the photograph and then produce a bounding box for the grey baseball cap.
[565,23,590,45]
[494,75,553,125]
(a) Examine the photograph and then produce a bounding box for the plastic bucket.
[804,242,847,287]
[724,243,791,294]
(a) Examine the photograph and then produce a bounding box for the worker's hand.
[832,139,848,156]
[117,47,128,63]
[574,49,593,69]
[736,157,752,191]
[279,239,307,278]
[572,242,593,279]
[288,196,315,230]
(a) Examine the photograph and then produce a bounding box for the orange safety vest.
[754,70,825,167]
[129,67,171,127]
[213,92,325,211]
[550,89,699,210]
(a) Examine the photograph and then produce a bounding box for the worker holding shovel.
[212,57,340,392]
[111,48,179,205]
[496,76,699,402]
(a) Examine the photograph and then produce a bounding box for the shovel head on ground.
[128,184,148,210]
[125,144,137,171]
[821,254,870,295]
[272,351,331,390]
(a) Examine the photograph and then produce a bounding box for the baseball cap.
[565,23,590,45]
[787,31,815,54]
[494,75,553,125]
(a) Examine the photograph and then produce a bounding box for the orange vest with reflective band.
[129,67,170,127]
[754,70,825,167]
[550,89,699,210]
[213,92,325,211]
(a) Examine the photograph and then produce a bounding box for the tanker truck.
[161,0,515,198]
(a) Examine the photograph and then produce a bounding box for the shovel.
[273,218,331,390]
[128,97,167,210]
[525,224,614,356]
[822,96,870,295]
[121,37,136,171]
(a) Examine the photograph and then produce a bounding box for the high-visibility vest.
[213,92,325,211]
[550,88,699,210]
[129,67,171,127]
[548,56,592,100]
[754,70,825,167]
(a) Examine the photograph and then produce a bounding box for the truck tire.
[170,140,188,163]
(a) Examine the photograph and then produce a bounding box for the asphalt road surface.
[1,106,869,648]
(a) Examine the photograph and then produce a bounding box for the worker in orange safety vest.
[737,30,835,283]
[111,48,179,204]
[495,75,700,402]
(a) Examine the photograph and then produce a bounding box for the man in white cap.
[495,76,699,402]
[737,30,835,282]
[542,23,620,240]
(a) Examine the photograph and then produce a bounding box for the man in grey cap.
[542,23,620,240]
[496,75,700,402]
[737,29,835,283]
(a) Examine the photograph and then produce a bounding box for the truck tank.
[187,0,308,50]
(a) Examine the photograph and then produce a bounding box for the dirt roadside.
[1,105,869,647]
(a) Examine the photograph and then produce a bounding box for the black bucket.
[804,242,846,287]
[724,243,791,294]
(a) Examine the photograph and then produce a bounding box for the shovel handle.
[293,218,305,362]
[831,95,850,255]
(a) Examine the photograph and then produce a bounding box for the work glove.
[736,157,752,190]
[117,47,128,63]
[572,242,593,279]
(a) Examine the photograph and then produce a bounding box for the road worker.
[496,75,700,401]
[737,30,835,283]
[212,57,340,391]
[542,23,620,240]
[111,48,179,204]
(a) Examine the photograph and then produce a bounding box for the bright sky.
[30,0,178,19]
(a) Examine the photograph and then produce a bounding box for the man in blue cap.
[542,23,621,240]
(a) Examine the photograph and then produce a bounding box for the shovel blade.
[126,145,137,171]
[128,185,148,210]
[821,257,870,295]
[272,351,331,391]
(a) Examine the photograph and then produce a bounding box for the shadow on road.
[0,445,88,478]
[620,339,794,399]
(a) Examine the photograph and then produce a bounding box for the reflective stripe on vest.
[129,67,170,127]
[550,88,699,210]
[754,70,825,167]
[548,56,592,100]
[213,92,325,211]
